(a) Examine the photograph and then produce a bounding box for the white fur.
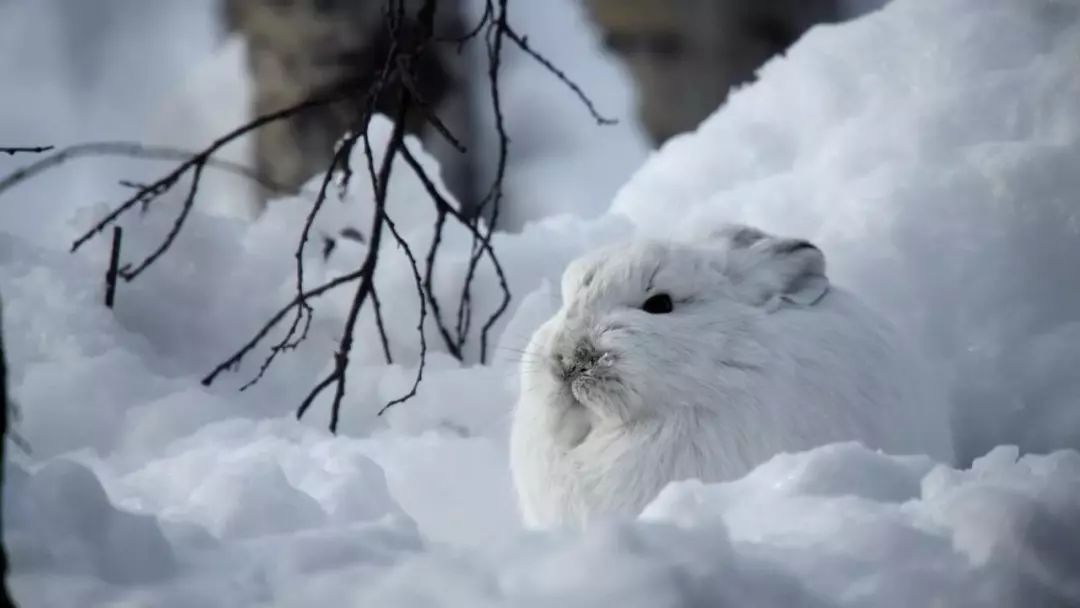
[510,225,954,529]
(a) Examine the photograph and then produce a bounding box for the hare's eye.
[641,293,674,314]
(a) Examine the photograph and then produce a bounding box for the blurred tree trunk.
[584,0,841,145]
[222,0,472,209]
[0,295,16,608]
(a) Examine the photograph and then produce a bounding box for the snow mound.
[2,0,1080,605]
[5,459,176,585]
[355,445,1080,608]
[612,0,1080,462]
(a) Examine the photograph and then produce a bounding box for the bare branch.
[370,286,394,365]
[0,142,293,199]
[104,227,123,308]
[281,14,401,370]
[457,0,512,361]
[376,203,427,416]
[439,0,492,49]
[503,28,618,126]
[1,145,52,155]
[400,144,511,364]
[299,94,410,432]
[422,206,463,359]
[70,91,348,254]
[397,57,467,153]
[117,162,203,281]
[11,0,619,432]
[202,266,369,387]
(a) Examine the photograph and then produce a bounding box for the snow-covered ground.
[2,0,1080,606]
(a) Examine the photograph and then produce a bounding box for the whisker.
[498,351,543,360]
[496,345,550,367]
[496,346,533,355]
[502,360,541,367]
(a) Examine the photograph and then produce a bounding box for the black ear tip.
[726,226,768,248]
[772,239,820,256]
[770,238,827,280]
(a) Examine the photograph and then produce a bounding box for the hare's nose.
[555,340,601,381]
[553,351,567,370]
[573,341,601,367]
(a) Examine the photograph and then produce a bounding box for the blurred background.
[0,0,888,234]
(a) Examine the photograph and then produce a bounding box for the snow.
[6,458,176,585]
[2,0,1079,606]
[612,0,1080,463]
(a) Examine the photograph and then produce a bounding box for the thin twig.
[286,131,352,351]
[397,57,467,153]
[70,91,349,254]
[400,144,511,363]
[0,145,52,155]
[370,286,394,364]
[0,142,293,199]
[202,266,369,387]
[503,28,617,126]
[104,226,123,308]
[422,206,463,359]
[376,205,427,416]
[34,0,617,432]
[457,0,511,361]
[118,162,203,281]
[298,92,411,432]
[439,0,492,49]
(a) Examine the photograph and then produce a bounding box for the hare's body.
[510,226,953,528]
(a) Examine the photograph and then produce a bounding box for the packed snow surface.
[2,0,1080,606]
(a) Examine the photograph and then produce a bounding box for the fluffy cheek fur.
[587,308,761,423]
[521,300,762,437]
[520,316,592,445]
[577,324,659,423]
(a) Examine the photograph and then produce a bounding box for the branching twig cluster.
[0,0,615,433]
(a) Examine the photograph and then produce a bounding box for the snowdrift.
[2,0,1079,605]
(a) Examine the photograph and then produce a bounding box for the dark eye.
[641,293,674,314]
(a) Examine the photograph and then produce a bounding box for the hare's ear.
[699,224,770,249]
[711,225,829,308]
[759,238,830,307]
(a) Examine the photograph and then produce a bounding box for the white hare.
[510,225,954,528]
